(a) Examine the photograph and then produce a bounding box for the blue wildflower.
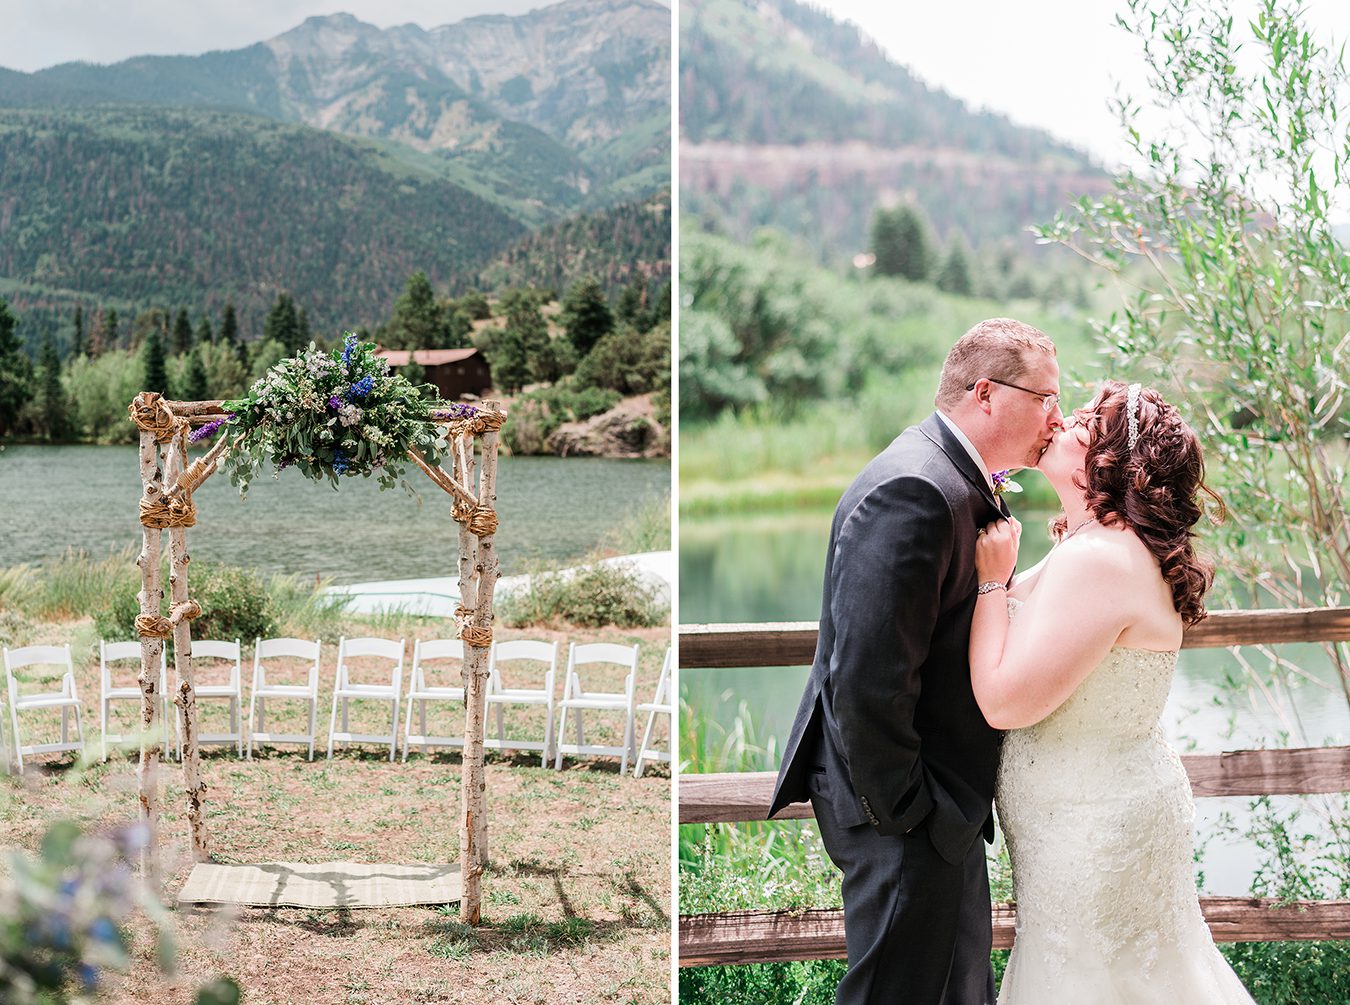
[341,332,359,366]
[332,449,350,475]
[78,963,99,990]
[347,375,375,401]
[90,916,119,945]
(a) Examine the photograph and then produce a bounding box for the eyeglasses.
[966,377,1060,414]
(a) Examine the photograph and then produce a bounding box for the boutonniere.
[992,470,1022,497]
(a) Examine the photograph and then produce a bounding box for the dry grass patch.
[0,618,671,1004]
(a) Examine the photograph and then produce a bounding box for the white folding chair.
[4,644,85,773]
[486,639,558,766]
[191,639,244,756]
[248,637,321,760]
[328,636,404,762]
[633,646,672,778]
[554,642,639,772]
[99,641,173,761]
[401,639,466,760]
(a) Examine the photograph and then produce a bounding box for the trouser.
[811,785,995,1005]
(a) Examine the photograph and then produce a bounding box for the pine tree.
[614,282,645,330]
[172,308,193,355]
[935,235,975,296]
[297,307,312,349]
[0,298,33,437]
[142,326,168,396]
[263,293,300,355]
[560,276,613,357]
[72,305,84,358]
[871,205,935,281]
[39,331,70,441]
[184,345,209,401]
[220,302,239,347]
[387,271,446,350]
[105,308,120,351]
[195,315,214,346]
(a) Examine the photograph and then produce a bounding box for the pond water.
[0,445,669,584]
[680,507,1350,896]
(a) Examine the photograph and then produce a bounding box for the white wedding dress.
[994,598,1255,1003]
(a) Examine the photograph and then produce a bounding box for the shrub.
[94,562,277,643]
[500,384,622,454]
[499,561,666,628]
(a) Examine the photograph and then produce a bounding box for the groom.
[770,318,1062,1004]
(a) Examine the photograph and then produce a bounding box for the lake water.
[0,445,669,583]
[680,508,1350,896]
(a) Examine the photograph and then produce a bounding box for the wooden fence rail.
[678,610,1350,967]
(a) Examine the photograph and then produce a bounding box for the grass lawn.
[0,617,672,1004]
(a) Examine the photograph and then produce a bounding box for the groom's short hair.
[934,318,1057,409]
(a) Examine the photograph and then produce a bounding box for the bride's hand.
[975,518,1020,584]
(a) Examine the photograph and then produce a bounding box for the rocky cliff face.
[265,0,669,152]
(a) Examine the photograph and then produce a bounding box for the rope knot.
[128,393,180,443]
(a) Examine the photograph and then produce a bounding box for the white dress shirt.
[935,410,994,495]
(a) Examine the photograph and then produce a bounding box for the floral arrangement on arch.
[199,333,472,495]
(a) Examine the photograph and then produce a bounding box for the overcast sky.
[0,0,664,72]
[808,0,1350,172]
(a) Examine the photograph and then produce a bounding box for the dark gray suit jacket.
[769,413,1006,865]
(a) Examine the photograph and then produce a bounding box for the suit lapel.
[919,413,1003,515]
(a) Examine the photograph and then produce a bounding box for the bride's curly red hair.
[1052,380,1225,626]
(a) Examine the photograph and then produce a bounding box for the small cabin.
[376,347,493,400]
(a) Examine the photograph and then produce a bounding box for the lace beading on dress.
[994,597,1254,1003]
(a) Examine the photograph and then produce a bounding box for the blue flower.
[341,332,359,366]
[346,375,375,401]
[78,963,99,990]
[89,917,118,945]
[332,449,350,475]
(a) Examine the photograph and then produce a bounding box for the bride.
[968,380,1253,1002]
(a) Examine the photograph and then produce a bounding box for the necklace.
[1061,516,1097,542]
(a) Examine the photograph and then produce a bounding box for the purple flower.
[432,403,478,420]
[328,394,342,411]
[188,414,232,443]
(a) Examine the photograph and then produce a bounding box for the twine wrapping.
[448,410,506,439]
[177,456,213,494]
[455,605,473,621]
[467,506,498,538]
[128,393,181,444]
[460,625,493,648]
[139,493,197,529]
[134,600,201,639]
[135,615,172,639]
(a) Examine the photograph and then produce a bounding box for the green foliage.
[1039,0,1350,695]
[383,271,464,350]
[194,315,213,347]
[140,326,168,396]
[501,383,621,454]
[574,321,670,397]
[459,290,492,320]
[936,234,975,296]
[263,292,301,355]
[498,560,666,628]
[0,297,33,437]
[606,492,671,554]
[38,331,70,441]
[93,562,278,643]
[172,308,192,354]
[0,106,526,346]
[219,302,239,349]
[559,275,614,356]
[183,346,209,402]
[71,304,84,358]
[219,335,448,495]
[871,204,934,281]
[64,350,144,443]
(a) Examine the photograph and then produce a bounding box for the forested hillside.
[0,106,527,347]
[476,191,672,295]
[679,0,1108,256]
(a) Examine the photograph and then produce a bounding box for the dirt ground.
[0,622,672,1004]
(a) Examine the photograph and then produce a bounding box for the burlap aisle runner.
[177,862,461,908]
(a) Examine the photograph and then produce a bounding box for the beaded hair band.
[1126,382,1142,452]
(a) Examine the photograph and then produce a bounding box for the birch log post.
[461,408,503,925]
[165,430,212,862]
[455,431,489,924]
[135,424,166,877]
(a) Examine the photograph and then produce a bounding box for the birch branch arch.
[126,390,507,925]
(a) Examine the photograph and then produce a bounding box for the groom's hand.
[975,518,1019,584]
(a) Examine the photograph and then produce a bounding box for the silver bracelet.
[976,581,1007,595]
